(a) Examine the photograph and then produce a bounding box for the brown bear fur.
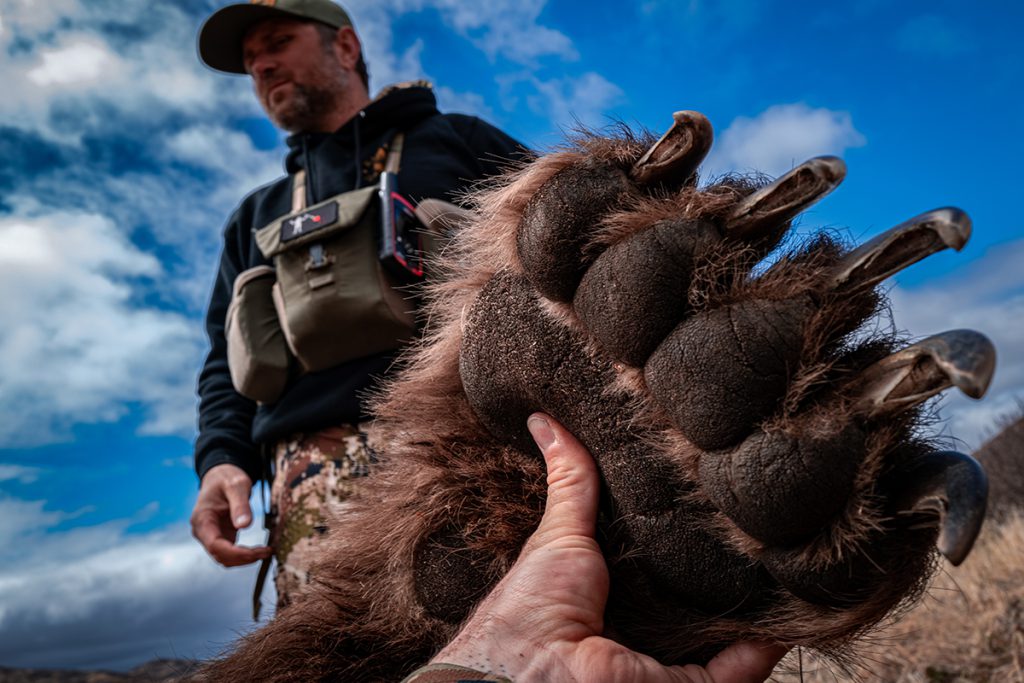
[201,127,974,682]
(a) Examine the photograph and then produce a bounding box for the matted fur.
[202,126,967,681]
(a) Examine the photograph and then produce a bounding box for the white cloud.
[162,124,281,187]
[0,0,81,36]
[516,71,625,132]
[344,0,583,100]
[430,0,577,63]
[0,501,269,669]
[704,103,867,179]
[0,0,604,453]
[0,0,586,137]
[0,465,42,484]
[889,239,1024,451]
[0,3,279,449]
[434,85,495,119]
[0,1,256,143]
[27,39,120,86]
[0,497,64,547]
[368,35,431,96]
[0,212,203,447]
[375,0,576,64]
[5,125,280,313]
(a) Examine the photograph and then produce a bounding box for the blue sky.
[1,0,1021,671]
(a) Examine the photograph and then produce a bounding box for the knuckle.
[227,475,251,490]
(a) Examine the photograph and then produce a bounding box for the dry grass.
[770,510,1024,682]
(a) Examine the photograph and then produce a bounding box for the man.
[190,0,524,609]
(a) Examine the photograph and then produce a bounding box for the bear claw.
[893,450,989,565]
[854,329,996,414]
[724,156,846,238]
[631,110,714,187]
[832,207,972,291]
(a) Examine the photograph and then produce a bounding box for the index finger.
[193,514,271,567]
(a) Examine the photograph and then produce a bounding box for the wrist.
[202,462,251,484]
[430,617,566,683]
[196,448,262,484]
[402,663,511,683]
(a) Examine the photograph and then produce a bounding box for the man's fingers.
[193,512,271,567]
[191,465,262,567]
[704,641,788,683]
[527,413,601,542]
[192,511,232,550]
[208,538,273,567]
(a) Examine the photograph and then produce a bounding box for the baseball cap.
[198,0,353,74]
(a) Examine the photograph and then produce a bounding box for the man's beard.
[269,80,341,133]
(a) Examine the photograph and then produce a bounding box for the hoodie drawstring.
[353,110,365,189]
[301,137,314,207]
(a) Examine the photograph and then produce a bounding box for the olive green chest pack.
[225,135,420,404]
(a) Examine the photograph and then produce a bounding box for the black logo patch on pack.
[280,202,339,243]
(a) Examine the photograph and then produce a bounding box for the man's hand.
[429,414,788,683]
[191,463,272,567]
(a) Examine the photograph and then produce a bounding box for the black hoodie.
[194,85,525,482]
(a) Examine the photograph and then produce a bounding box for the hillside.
[774,414,1024,682]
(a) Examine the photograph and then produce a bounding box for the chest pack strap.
[290,132,406,211]
[292,169,307,212]
[385,133,404,174]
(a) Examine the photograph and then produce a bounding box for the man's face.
[242,18,348,133]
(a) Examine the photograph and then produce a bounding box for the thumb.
[225,480,254,530]
[527,414,601,542]
[704,641,789,683]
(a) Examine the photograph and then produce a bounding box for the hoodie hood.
[283,83,440,174]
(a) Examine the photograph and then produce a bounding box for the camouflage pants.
[270,422,376,609]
